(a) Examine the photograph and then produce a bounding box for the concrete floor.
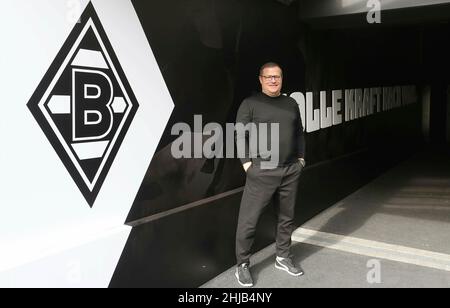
[202,148,450,288]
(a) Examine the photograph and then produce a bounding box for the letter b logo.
[27,3,139,207]
[72,69,113,141]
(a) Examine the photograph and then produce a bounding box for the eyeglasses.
[261,75,282,81]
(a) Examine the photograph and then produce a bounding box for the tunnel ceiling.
[299,0,450,29]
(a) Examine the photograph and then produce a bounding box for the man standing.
[235,62,306,287]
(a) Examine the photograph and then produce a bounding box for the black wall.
[125,0,307,221]
[109,1,439,287]
[423,25,450,145]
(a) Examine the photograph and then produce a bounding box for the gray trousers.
[236,162,302,266]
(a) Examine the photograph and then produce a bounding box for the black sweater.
[236,92,305,167]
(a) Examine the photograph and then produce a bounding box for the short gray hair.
[259,62,283,76]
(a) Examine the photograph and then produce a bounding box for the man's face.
[259,66,283,97]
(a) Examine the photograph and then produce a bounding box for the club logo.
[27,2,139,207]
